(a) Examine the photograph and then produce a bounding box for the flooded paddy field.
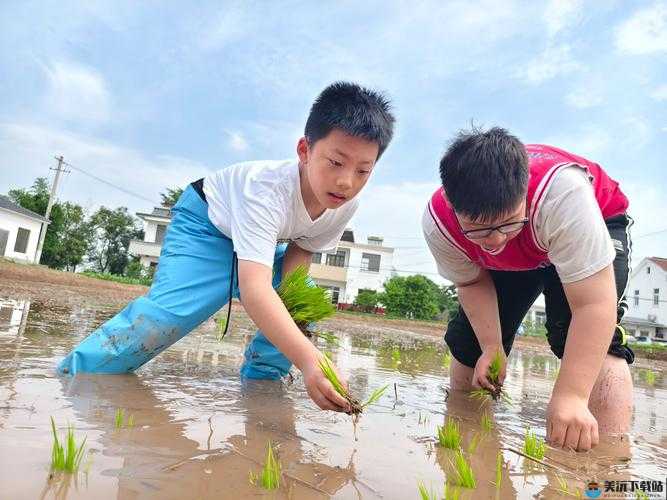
[0,265,665,499]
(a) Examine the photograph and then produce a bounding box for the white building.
[309,230,395,305]
[128,206,171,270]
[622,257,667,342]
[0,195,49,264]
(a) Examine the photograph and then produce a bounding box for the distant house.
[0,194,49,263]
[128,206,172,271]
[309,229,395,306]
[623,257,667,342]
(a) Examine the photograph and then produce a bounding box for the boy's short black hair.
[305,81,395,158]
[439,127,529,222]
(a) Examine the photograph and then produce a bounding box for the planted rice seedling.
[437,417,461,450]
[444,482,461,500]
[555,473,583,498]
[417,481,437,500]
[318,354,388,417]
[450,449,476,489]
[114,408,135,429]
[494,451,502,488]
[442,351,452,369]
[114,408,124,429]
[249,441,281,490]
[466,433,480,454]
[277,266,336,334]
[523,427,546,460]
[50,417,86,473]
[643,369,656,386]
[480,411,493,431]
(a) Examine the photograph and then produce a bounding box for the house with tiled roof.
[623,257,667,342]
[0,194,49,263]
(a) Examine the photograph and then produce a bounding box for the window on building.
[634,290,640,307]
[13,227,30,253]
[647,266,651,274]
[654,288,660,306]
[535,311,546,326]
[319,285,340,304]
[155,224,167,244]
[326,250,346,267]
[656,331,664,339]
[312,252,322,264]
[360,253,381,272]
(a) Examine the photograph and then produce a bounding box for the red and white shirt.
[422,144,628,284]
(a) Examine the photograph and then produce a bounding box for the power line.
[61,159,161,207]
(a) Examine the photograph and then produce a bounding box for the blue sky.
[1,1,666,281]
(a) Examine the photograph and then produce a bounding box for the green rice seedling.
[643,369,656,386]
[466,433,480,454]
[555,473,583,498]
[523,427,546,460]
[258,441,281,490]
[114,408,125,429]
[450,449,476,489]
[444,482,461,500]
[248,470,258,486]
[480,411,493,431]
[127,414,135,428]
[636,491,649,500]
[50,417,87,473]
[417,481,437,500]
[277,266,336,333]
[437,417,461,450]
[494,451,502,488]
[312,330,340,346]
[442,351,452,369]
[391,347,401,364]
[318,354,388,416]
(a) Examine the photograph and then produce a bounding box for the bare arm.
[237,245,349,412]
[546,264,616,450]
[456,268,507,390]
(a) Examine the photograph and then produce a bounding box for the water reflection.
[0,296,665,499]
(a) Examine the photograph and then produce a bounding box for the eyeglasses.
[461,218,529,239]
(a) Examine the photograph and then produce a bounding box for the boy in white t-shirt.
[423,127,633,451]
[58,82,395,413]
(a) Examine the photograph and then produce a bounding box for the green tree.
[50,202,95,271]
[380,275,441,320]
[88,207,141,274]
[160,187,184,207]
[437,284,459,321]
[354,289,380,313]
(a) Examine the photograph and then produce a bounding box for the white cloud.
[565,84,604,108]
[224,130,249,152]
[651,84,667,101]
[545,0,583,37]
[42,61,111,124]
[515,44,581,85]
[615,2,667,55]
[0,123,211,214]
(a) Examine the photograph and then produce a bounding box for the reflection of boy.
[423,127,633,451]
[59,82,395,414]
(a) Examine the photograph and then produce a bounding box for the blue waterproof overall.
[57,186,292,379]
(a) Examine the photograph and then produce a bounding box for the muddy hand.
[473,346,506,391]
[546,393,599,452]
[302,359,351,413]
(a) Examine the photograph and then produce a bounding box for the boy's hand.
[472,345,506,391]
[301,358,352,413]
[546,393,599,451]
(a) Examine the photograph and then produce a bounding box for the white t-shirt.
[204,159,358,268]
[422,166,616,284]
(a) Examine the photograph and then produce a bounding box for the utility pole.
[35,155,69,264]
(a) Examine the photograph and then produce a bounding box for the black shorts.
[444,214,635,367]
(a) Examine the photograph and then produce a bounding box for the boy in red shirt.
[423,127,633,451]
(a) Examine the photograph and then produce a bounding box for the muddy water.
[0,297,665,499]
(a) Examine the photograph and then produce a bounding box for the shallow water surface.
[0,297,665,499]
